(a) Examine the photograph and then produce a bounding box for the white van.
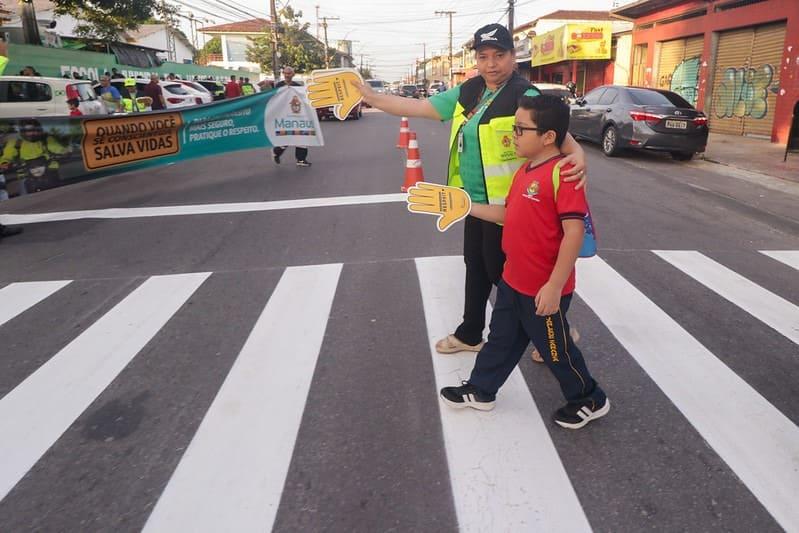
[0,76,107,118]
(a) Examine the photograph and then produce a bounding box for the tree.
[246,6,328,74]
[359,67,373,79]
[48,0,176,42]
[203,37,222,55]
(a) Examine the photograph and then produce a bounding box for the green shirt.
[429,83,540,204]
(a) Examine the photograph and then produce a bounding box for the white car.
[0,76,107,118]
[176,80,214,104]
[160,81,204,108]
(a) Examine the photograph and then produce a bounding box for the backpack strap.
[551,163,561,202]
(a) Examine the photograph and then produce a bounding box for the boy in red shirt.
[67,98,82,116]
[440,94,609,429]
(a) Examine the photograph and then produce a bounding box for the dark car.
[195,79,226,101]
[400,84,419,98]
[316,101,363,120]
[569,85,708,160]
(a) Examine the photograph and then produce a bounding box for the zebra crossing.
[0,250,797,532]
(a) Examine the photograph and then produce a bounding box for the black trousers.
[468,280,605,405]
[453,215,506,346]
[273,146,308,161]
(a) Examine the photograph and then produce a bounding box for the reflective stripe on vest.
[447,104,526,205]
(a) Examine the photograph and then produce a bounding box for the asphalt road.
[1,109,798,533]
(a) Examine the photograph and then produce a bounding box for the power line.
[171,0,238,23]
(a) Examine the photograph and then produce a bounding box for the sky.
[171,0,636,81]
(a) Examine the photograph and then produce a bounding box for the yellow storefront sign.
[531,23,611,67]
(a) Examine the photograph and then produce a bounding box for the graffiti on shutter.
[656,36,703,107]
[709,23,785,137]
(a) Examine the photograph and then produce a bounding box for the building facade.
[128,24,194,64]
[199,19,270,76]
[613,0,799,143]
[512,11,633,95]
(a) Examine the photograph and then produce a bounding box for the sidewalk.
[701,132,799,183]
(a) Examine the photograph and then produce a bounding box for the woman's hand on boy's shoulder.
[557,154,587,190]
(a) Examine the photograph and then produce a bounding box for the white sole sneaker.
[554,398,611,429]
[440,393,496,411]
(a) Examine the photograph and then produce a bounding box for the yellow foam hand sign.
[307,68,364,121]
[406,182,472,232]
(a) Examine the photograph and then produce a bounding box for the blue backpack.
[551,165,597,258]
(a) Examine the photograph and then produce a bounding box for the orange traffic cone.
[402,131,425,192]
[396,116,410,149]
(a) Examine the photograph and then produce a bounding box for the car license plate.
[665,120,687,129]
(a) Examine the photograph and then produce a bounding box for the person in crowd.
[257,79,274,92]
[273,67,311,167]
[121,79,151,113]
[110,67,124,79]
[353,23,587,358]
[0,39,7,76]
[241,77,255,95]
[67,98,82,116]
[439,94,609,429]
[142,73,166,111]
[225,75,242,98]
[97,75,122,112]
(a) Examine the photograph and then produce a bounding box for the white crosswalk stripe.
[0,280,71,327]
[761,250,799,271]
[416,256,592,533]
[143,264,342,533]
[654,250,799,344]
[0,251,797,531]
[0,272,210,501]
[577,256,799,532]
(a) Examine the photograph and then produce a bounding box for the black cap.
[472,23,514,51]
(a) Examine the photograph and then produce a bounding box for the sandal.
[435,334,484,354]
[530,327,581,363]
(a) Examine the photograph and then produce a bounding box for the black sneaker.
[553,397,610,429]
[273,153,281,164]
[296,159,312,167]
[440,381,496,411]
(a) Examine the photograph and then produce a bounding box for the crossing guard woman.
[354,23,588,354]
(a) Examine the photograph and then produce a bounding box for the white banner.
[264,86,325,147]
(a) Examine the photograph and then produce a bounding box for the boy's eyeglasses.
[512,124,544,136]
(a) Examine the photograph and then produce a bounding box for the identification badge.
[457,130,464,153]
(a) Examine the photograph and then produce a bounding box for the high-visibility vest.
[122,97,152,113]
[447,73,535,206]
[0,55,8,76]
[242,84,255,95]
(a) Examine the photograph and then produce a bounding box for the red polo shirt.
[225,81,242,98]
[502,155,587,297]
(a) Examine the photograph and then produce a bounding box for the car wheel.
[671,151,694,161]
[602,125,620,157]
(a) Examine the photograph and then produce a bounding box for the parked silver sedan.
[570,85,709,160]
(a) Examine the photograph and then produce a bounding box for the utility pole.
[321,16,340,69]
[435,11,455,87]
[269,0,279,81]
[315,5,320,41]
[507,0,515,33]
[414,42,427,87]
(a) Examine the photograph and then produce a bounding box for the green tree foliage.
[359,67,373,79]
[49,0,177,42]
[203,36,222,55]
[246,6,328,74]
